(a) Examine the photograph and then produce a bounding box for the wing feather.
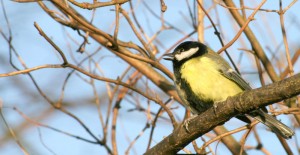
[221,69,252,91]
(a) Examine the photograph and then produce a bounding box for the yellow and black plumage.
[164,41,294,139]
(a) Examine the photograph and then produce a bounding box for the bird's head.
[163,41,207,63]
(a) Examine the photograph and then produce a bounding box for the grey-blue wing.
[220,69,252,91]
[219,67,268,113]
[206,49,252,91]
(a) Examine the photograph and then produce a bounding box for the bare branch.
[217,0,267,54]
[146,73,300,155]
[67,0,129,10]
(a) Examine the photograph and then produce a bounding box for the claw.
[213,102,219,115]
[183,115,197,133]
[183,119,191,133]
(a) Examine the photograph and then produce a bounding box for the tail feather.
[249,109,294,139]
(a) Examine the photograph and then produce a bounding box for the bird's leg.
[183,115,198,133]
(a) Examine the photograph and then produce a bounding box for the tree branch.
[145,73,300,155]
[67,0,129,10]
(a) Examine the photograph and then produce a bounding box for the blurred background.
[0,0,300,154]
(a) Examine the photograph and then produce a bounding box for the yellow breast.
[180,56,243,102]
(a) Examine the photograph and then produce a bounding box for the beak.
[163,53,174,61]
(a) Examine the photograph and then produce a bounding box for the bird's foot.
[183,115,197,133]
[213,102,219,115]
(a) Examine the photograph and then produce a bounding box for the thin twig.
[196,0,241,74]
[217,0,267,54]
[146,98,173,150]
[67,0,129,9]
[279,0,294,77]
[34,22,68,65]
[160,0,167,12]
[0,108,30,155]
[125,123,150,154]
[200,121,259,151]
[13,107,100,144]
[113,4,120,48]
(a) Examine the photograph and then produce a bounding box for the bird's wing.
[221,67,270,113]
[220,68,252,91]
[208,49,268,115]
[206,48,252,90]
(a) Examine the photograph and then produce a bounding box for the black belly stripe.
[174,62,214,114]
[179,76,213,114]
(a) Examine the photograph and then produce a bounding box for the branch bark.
[145,73,300,155]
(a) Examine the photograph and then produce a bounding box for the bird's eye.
[179,48,185,52]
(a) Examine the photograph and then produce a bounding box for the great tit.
[164,41,294,139]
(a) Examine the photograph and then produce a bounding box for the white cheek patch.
[175,47,199,61]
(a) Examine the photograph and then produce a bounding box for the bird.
[163,41,294,139]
